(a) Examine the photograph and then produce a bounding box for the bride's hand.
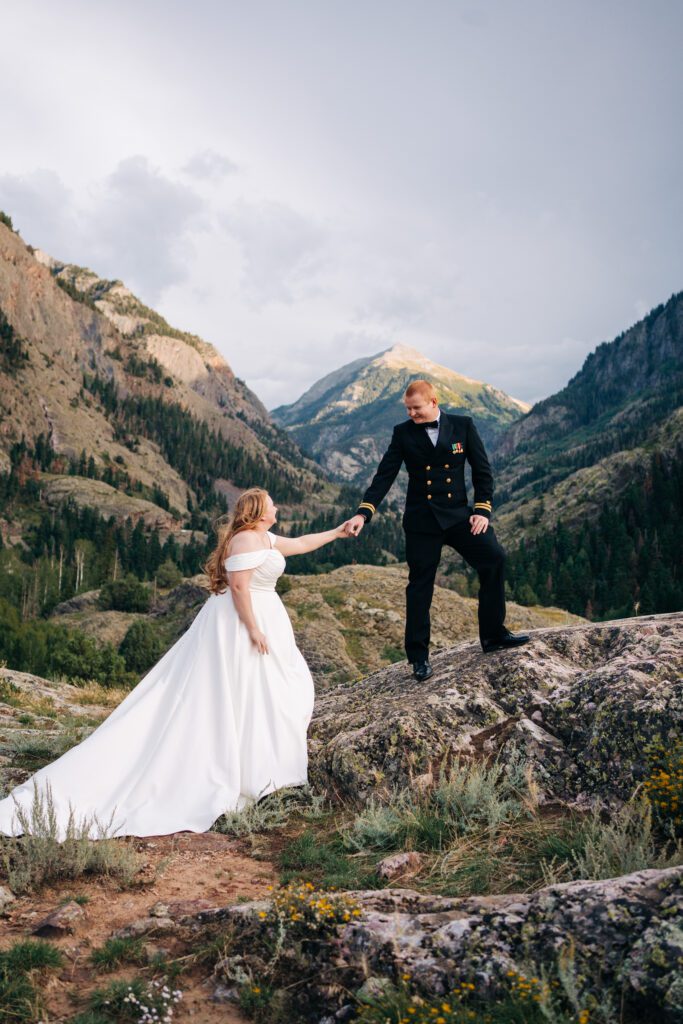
[249,627,269,654]
[336,520,354,538]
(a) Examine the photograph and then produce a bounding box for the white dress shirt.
[425,410,441,446]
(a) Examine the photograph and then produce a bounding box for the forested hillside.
[489,292,683,619]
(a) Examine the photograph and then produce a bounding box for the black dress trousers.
[404,518,507,663]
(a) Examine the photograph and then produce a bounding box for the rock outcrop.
[196,865,683,1022]
[309,612,682,806]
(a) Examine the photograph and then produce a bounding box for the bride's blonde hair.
[203,487,270,595]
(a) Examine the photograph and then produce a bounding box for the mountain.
[492,290,683,538]
[272,343,530,484]
[488,292,683,620]
[0,212,352,626]
[0,216,326,533]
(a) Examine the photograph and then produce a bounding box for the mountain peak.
[273,343,530,483]
[372,343,495,393]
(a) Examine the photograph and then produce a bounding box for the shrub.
[99,574,151,612]
[643,736,683,836]
[211,785,324,837]
[275,575,292,595]
[343,754,531,854]
[546,794,683,883]
[155,559,182,589]
[119,620,164,674]
[72,976,182,1023]
[0,779,144,893]
[0,601,131,687]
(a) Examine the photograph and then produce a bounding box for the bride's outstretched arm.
[273,522,350,557]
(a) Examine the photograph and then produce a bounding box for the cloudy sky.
[2,1,681,408]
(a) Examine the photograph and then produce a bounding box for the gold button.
[426,465,431,470]
[448,492,452,498]
[444,463,450,468]
[446,477,451,483]
[427,479,432,485]
[427,494,432,500]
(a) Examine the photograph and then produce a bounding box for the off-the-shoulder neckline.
[227,529,277,559]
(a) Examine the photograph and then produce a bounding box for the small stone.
[142,942,171,963]
[356,976,394,999]
[377,851,423,880]
[113,916,175,939]
[32,900,85,937]
[149,901,170,918]
[211,983,239,1003]
[0,885,16,913]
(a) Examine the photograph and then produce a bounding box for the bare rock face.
[308,613,682,807]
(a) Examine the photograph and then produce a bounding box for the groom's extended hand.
[344,515,365,537]
[469,514,489,535]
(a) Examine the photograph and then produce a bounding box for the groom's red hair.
[404,379,438,401]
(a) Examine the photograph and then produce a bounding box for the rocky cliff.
[0,219,322,524]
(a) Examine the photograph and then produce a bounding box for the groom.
[345,379,529,681]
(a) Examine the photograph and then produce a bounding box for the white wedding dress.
[0,531,315,841]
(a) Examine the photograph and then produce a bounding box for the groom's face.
[404,395,438,423]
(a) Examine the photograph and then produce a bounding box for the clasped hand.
[340,513,488,537]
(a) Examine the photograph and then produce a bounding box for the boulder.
[308,613,682,807]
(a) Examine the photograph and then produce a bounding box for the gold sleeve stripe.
[474,502,492,510]
[358,502,376,513]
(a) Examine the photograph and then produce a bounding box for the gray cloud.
[221,200,326,308]
[181,149,239,181]
[0,157,206,305]
[1,0,681,410]
[0,169,78,259]
[88,156,205,302]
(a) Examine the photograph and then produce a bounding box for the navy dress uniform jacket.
[355,413,494,534]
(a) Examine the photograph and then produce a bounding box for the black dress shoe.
[481,629,530,654]
[412,660,434,681]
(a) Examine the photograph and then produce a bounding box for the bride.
[0,488,350,841]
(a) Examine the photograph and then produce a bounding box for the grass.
[0,675,58,717]
[278,827,382,890]
[73,681,131,707]
[334,751,683,896]
[90,936,148,972]
[321,586,347,610]
[211,784,325,837]
[381,644,405,663]
[5,722,97,771]
[0,939,63,1024]
[0,778,145,894]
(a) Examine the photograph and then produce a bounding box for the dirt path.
[1,830,276,1022]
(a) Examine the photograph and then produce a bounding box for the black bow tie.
[421,420,439,429]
